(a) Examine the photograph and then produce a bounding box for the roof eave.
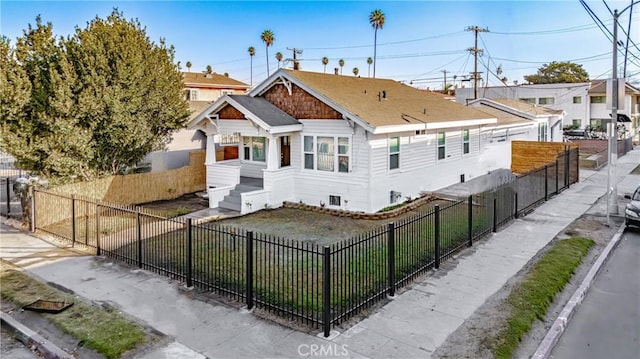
[426,118,497,130]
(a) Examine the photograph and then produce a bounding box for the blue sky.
[1,1,639,88]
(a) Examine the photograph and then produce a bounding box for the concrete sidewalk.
[1,148,638,359]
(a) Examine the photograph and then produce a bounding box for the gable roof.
[588,79,640,94]
[252,69,496,133]
[473,105,535,128]
[228,95,300,127]
[183,72,250,90]
[188,94,302,134]
[467,98,564,122]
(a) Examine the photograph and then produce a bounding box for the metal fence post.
[544,165,548,201]
[323,246,331,338]
[387,222,396,297]
[555,159,559,195]
[435,205,440,269]
[246,231,254,310]
[96,203,101,256]
[514,193,519,219]
[30,187,35,232]
[137,210,142,268]
[71,195,76,247]
[5,178,10,215]
[575,148,580,184]
[468,195,473,247]
[186,218,193,288]
[492,196,498,233]
[566,150,571,187]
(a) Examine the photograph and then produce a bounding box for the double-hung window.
[538,122,548,141]
[437,132,446,160]
[304,135,350,172]
[389,137,400,170]
[463,129,470,154]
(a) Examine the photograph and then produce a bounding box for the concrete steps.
[218,181,262,212]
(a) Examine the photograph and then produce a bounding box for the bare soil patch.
[139,193,208,217]
[432,213,623,359]
[213,199,451,246]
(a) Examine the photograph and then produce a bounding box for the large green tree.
[0,11,189,181]
[1,18,94,179]
[524,61,589,84]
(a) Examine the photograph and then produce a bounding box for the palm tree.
[322,57,329,73]
[275,52,283,68]
[248,46,255,86]
[261,29,275,76]
[369,9,385,78]
[206,65,212,74]
[353,67,359,77]
[186,61,192,72]
[366,57,373,77]
[338,58,345,75]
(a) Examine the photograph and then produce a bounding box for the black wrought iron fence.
[30,148,580,337]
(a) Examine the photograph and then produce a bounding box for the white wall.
[146,129,205,172]
[456,83,590,128]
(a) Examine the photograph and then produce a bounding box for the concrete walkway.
[1,148,638,359]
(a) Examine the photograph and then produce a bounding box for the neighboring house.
[587,79,640,137]
[189,68,511,214]
[468,98,564,142]
[455,81,640,136]
[145,72,250,172]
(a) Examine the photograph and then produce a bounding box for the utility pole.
[441,69,449,93]
[287,47,303,70]
[466,26,489,100]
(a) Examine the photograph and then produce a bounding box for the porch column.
[267,136,279,170]
[205,134,216,165]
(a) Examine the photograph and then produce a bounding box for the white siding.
[291,120,371,211]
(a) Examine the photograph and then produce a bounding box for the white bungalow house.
[189,69,516,214]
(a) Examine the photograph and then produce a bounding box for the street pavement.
[0,147,638,359]
[550,229,640,359]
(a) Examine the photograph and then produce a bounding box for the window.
[415,129,426,136]
[591,96,606,104]
[389,137,400,170]
[573,96,582,104]
[329,195,341,206]
[437,132,446,160]
[338,137,349,173]
[189,89,199,101]
[243,137,265,162]
[304,136,314,169]
[519,98,535,104]
[462,129,470,154]
[303,135,350,173]
[572,119,581,128]
[221,90,234,96]
[538,122,548,141]
[538,97,555,105]
[317,137,334,171]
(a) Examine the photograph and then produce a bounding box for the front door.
[280,136,291,167]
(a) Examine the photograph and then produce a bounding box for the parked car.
[624,185,640,229]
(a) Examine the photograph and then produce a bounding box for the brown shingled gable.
[218,104,245,120]
[281,69,493,127]
[183,72,249,89]
[263,83,342,119]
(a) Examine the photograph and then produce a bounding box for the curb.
[531,223,627,359]
[0,311,74,359]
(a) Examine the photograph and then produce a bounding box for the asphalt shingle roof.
[490,98,564,116]
[282,69,494,128]
[183,72,249,89]
[229,95,300,127]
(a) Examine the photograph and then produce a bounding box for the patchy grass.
[632,163,640,175]
[491,237,594,359]
[0,260,147,359]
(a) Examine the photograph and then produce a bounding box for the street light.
[607,1,638,224]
